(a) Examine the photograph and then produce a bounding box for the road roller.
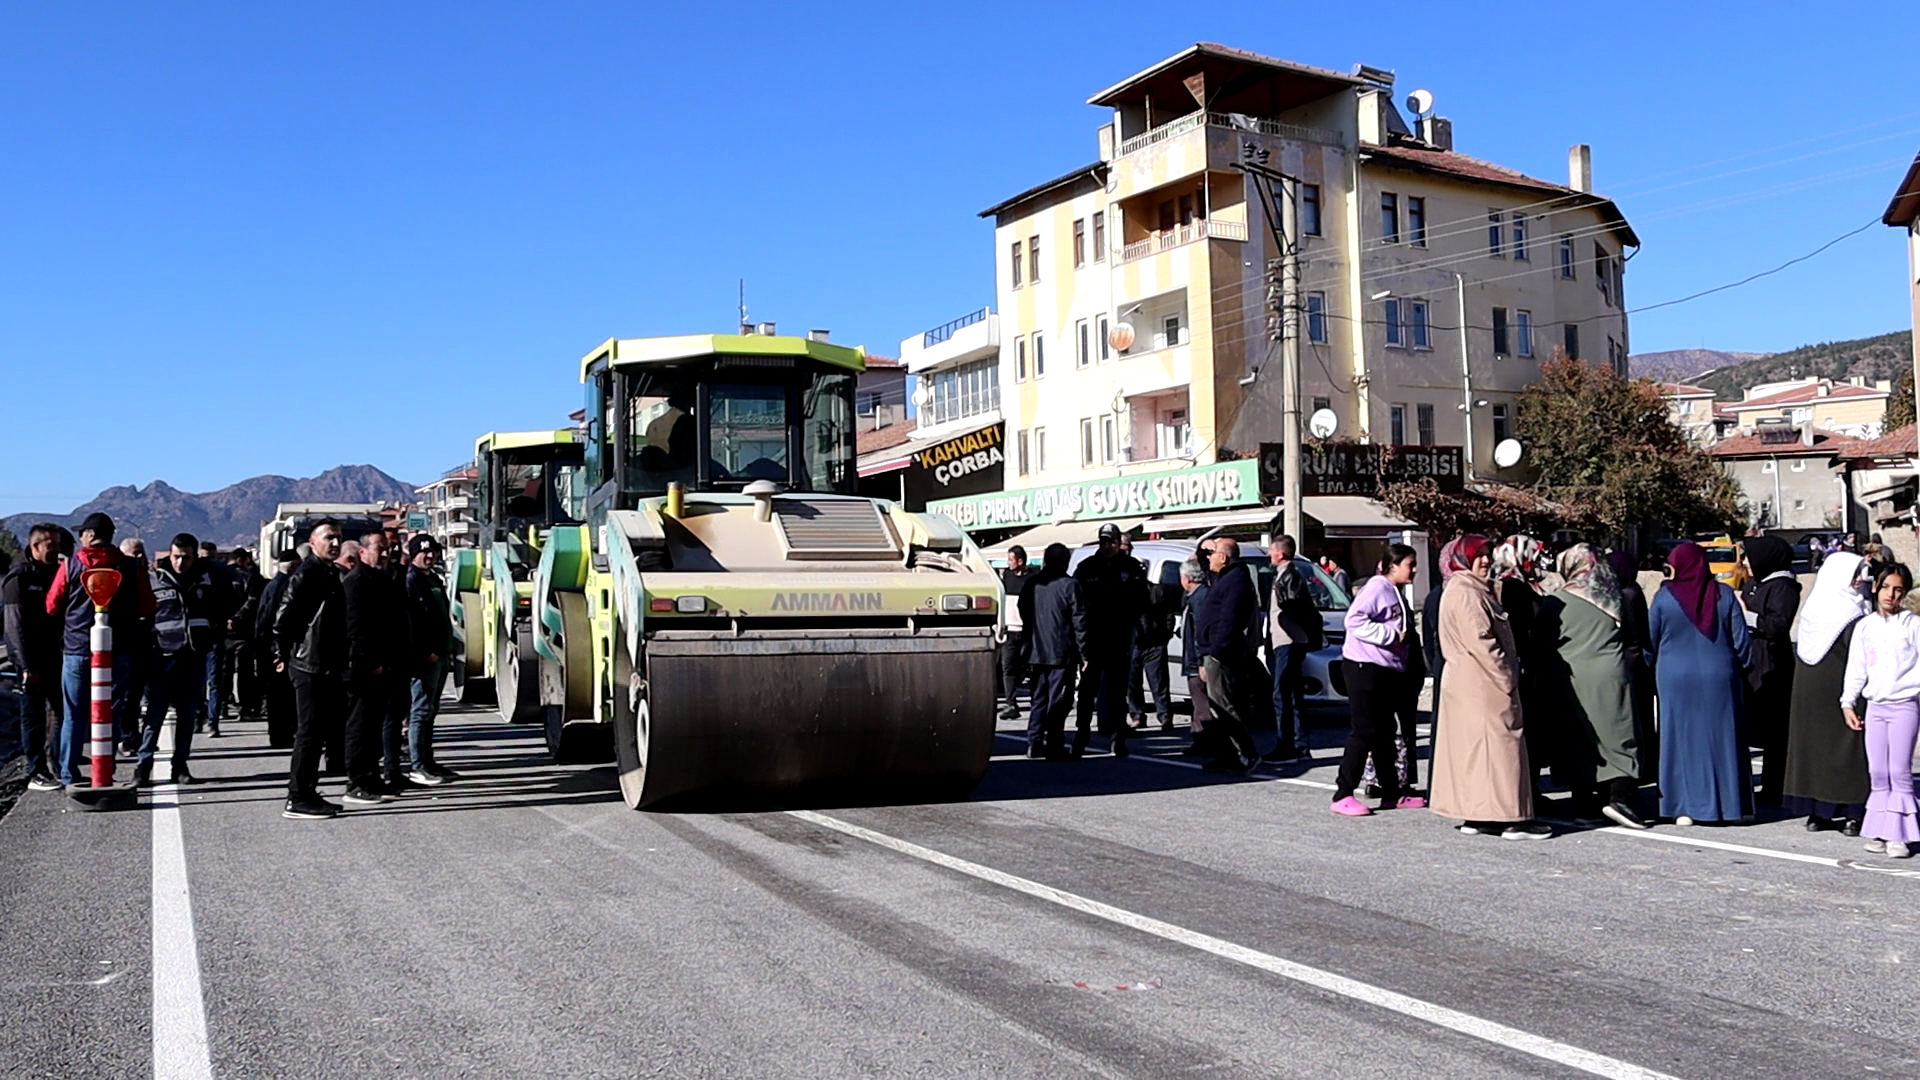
[530,330,1002,808]
[446,430,586,720]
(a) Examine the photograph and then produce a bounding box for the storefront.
[857,421,1005,511]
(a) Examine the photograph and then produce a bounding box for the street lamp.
[1372,271,1475,477]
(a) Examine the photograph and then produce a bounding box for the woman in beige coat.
[1429,534,1553,839]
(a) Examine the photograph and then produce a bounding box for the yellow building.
[1722,377,1891,438]
[979,43,1637,504]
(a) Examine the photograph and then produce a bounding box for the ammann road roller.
[447,430,586,721]
[530,331,1001,808]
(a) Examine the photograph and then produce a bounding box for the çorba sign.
[928,459,1260,531]
[903,422,1005,503]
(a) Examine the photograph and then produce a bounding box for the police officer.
[135,534,228,786]
[1072,523,1148,757]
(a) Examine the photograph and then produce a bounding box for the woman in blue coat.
[1648,542,1753,824]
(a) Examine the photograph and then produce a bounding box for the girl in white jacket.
[1840,563,1920,858]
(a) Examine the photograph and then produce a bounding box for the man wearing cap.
[402,534,458,784]
[44,512,156,787]
[1071,522,1149,758]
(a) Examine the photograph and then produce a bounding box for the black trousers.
[344,672,391,788]
[1027,664,1076,751]
[1128,642,1172,723]
[264,667,296,748]
[233,637,264,717]
[1336,660,1404,803]
[996,630,1029,708]
[1200,654,1258,761]
[288,669,342,799]
[1075,643,1132,740]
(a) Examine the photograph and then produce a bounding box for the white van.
[1065,540,1352,707]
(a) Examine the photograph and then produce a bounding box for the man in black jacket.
[1195,538,1260,773]
[1265,535,1322,762]
[227,549,267,721]
[1016,543,1086,761]
[1126,537,1177,733]
[2,523,64,790]
[402,535,457,784]
[273,519,347,819]
[1072,523,1148,757]
[342,532,407,805]
[995,545,1033,721]
[135,534,230,786]
[255,550,301,748]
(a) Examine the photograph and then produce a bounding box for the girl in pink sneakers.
[1330,544,1427,817]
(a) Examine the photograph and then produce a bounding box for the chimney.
[1816,380,1831,398]
[1568,144,1592,193]
[757,321,777,336]
[1847,374,1865,387]
[1421,115,1453,152]
[808,328,831,342]
[1357,88,1389,146]
[1802,423,1815,447]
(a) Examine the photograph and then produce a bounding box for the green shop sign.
[927,459,1262,531]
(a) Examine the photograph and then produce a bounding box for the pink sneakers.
[1383,795,1428,810]
[1329,796,1374,817]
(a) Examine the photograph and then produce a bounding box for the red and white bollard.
[71,567,134,809]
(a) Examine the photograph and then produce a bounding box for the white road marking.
[152,715,214,1080]
[790,809,1682,1080]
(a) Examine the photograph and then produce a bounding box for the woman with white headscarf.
[1537,544,1648,828]
[1783,552,1871,835]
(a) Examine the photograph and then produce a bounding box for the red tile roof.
[862,354,905,370]
[1709,429,1849,457]
[856,423,913,456]
[1366,144,1571,196]
[1728,380,1887,411]
[1834,423,1918,460]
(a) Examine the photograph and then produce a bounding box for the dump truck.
[530,331,1001,808]
[259,503,387,563]
[445,430,586,720]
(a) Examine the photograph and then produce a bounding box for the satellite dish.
[1107,320,1136,352]
[1308,408,1338,439]
[912,383,933,409]
[1493,438,1524,468]
[1405,89,1434,117]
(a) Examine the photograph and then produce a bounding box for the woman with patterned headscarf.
[1649,542,1754,825]
[1429,534,1551,839]
[1536,544,1648,827]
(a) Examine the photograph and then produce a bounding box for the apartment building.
[1659,382,1721,445]
[974,43,1637,520]
[1721,377,1890,437]
[1888,150,1920,395]
[416,465,478,547]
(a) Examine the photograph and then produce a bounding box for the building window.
[1564,323,1580,360]
[1492,307,1510,356]
[1072,219,1086,268]
[1515,310,1533,358]
[1511,214,1528,261]
[1408,196,1426,246]
[1079,418,1095,467]
[1313,395,1332,414]
[927,357,1001,425]
[1791,459,1807,473]
[1027,236,1041,284]
[1161,314,1183,348]
[1016,430,1030,476]
[1010,241,1022,288]
[1092,212,1106,261]
[1101,414,1118,464]
[1389,404,1408,444]
[1492,403,1511,443]
[1794,498,1806,510]
[1015,337,1028,381]
[1559,234,1575,279]
[1416,403,1436,446]
[1409,300,1430,349]
[1488,209,1504,257]
[1380,192,1399,243]
[1301,184,1322,237]
[1761,460,1776,474]
[1076,318,1091,369]
[857,390,879,417]
[1097,315,1111,362]
[1032,332,1045,377]
[1595,244,1611,305]
[1034,427,1046,472]
[1306,291,1328,344]
[1384,298,1403,347]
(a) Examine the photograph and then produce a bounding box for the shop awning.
[1303,496,1414,537]
[979,517,1149,561]
[1140,506,1277,536]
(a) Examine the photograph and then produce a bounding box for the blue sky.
[3,2,1916,516]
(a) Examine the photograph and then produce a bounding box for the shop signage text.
[1258,443,1464,497]
[903,422,1004,504]
[928,459,1261,531]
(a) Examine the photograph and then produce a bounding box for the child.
[1840,563,1920,859]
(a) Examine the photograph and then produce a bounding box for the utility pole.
[1453,270,1474,479]
[1236,144,1304,542]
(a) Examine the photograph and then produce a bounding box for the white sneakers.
[1889,841,1912,859]
[408,769,448,787]
[1674,816,1695,827]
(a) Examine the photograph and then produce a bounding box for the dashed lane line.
[789,808,1682,1080]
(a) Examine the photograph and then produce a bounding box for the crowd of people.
[1,513,461,821]
[994,524,1920,859]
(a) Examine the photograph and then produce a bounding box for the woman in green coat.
[1537,544,1648,829]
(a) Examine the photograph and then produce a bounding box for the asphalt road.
[2,701,1917,1079]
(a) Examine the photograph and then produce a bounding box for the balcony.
[1119,218,1247,262]
[900,308,999,375]
[1116,110,1344,158]
[442,495,471,511]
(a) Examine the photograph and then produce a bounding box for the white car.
[1064,540,1352,708]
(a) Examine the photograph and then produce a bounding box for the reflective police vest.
[151,564,218,655]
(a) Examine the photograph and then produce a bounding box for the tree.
[1379,354,1743,542]
[0,525,20,569]
[1885,366,1915,432]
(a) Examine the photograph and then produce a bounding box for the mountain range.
[2,465,417,551]
[1626,348,1764,384]
[1631,331,1914,400]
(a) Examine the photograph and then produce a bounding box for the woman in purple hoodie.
[1330,543,1428,816]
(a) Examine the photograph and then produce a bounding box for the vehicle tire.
[496,630,540,725]
[612,647,653,809]
[544,705,610,765]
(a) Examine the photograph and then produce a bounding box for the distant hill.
[1694,330,1912,400]
[2,465,416,551]
[1628,348,1764,384]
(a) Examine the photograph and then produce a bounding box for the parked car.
[1067,540,1352,707]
